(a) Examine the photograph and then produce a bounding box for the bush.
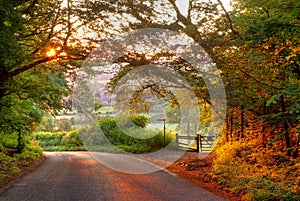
[78,124,109,147]
[56,118,73,131]
[97,117,174,153]
[115,114,150,129]
[32,130,85,151]
[131,115,149,128]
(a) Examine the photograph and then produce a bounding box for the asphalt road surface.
[0,152,227,201]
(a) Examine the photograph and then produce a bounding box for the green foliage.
[0,0,84,154]
[0,66,69,151]
[0,152,13,164]
[33,130,85,151]
[130,114,150,128]
[215,0,300,157]
[0,0,24,71]
[39,116,73,132]
[0,143,43,181]
[78,124,109,147]
[78,117,174,153]
[33,117,174,153]
[114,114,150,129]
[10,166,20,174]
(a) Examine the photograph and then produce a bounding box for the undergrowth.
[212,138,300,201]
[0,144,43,182]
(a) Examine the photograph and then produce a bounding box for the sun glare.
[46,48,56,57]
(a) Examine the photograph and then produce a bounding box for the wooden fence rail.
[175,134,215,152]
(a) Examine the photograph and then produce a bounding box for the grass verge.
[0,146,44,192]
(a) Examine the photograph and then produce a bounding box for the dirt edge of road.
[165,153,243,201]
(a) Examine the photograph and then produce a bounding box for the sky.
[176,0,233,15]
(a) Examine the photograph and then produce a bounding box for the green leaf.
[3,21,12,27]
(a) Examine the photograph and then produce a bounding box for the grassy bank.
[212,139,300,201]
[0,145,43,188]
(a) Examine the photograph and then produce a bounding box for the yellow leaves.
[273,45,286,56]
[286,45,300,61]
[286,40,293,46]
[259,38,300,68]
[263,44,269,50]
[213,140,300,200]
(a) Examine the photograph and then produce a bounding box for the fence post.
[176,133,178,144]
[187,122,190,144]
[196,134,201,152]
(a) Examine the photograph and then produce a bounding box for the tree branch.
[237,67,281,90]
[187,0,195,20]
[216,0,240,36]
[168,0,191,25]
[0,57,55,84]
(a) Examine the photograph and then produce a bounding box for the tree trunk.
[262,101,267,147]
[17,128,22,153]
[240,106,244,139]
[225,114,229,142]
[293,133,299,158]
[281,95,291,156]
[230,110,233,141]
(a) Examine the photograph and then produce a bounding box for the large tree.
[0,0,91,150]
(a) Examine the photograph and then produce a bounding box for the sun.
[46,48,56,57]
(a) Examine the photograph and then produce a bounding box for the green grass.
[55,115,75,120]
[166,123,178,130]
[97,106,114,114]
[146,123,178,131]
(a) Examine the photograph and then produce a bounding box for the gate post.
[196,134,201,152]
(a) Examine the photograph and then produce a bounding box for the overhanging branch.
[216,0,240,36]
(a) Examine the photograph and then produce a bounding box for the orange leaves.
[263,44,269,50]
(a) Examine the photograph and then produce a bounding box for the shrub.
[32,130,85,151]
[97,117,174,153]
[55,118,73,131]
[131,115,149,128]
[115,114,150,129]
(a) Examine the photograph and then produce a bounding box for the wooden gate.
[175,134,215,152]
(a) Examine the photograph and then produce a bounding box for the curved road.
[0,152,226,201]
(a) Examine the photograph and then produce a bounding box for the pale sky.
[176,0,232,15]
